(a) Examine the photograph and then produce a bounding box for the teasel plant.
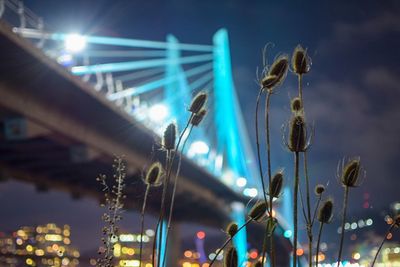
[224,246,238,267]
[153,91,208,267]
[209,201,268,267]
[139,162,163,266]
[255,50,289,267]
[315,198,333,267]
[371,215,400,267]
[96,157,126,267]
[336,158,364,265]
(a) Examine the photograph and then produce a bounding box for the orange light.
[249,251,258,259]
[201,264,210,267]
[184,250,193,258]
[197,231,206,240]
[387,233,393,240]
[296,248,304,256]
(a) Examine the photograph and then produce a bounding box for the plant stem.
[311,195,322,228]
[293,151,300,267]
[139,184,150,266]
[162,126,193,267]
[304,152,312,267]
[261,223,269,267]
[298,74,303,103]
[337,186,349,266]
[255,88,267,205]
[209,218,254,267]
[371,224,395,267]
[265,90,276,267]
[155,115,193,267]
[315,222,324,267]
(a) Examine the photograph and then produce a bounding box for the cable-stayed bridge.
[0,1,295,266]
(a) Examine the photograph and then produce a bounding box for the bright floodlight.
[190,141,209,155]
[149,104,168,122]
[65,34,87,53]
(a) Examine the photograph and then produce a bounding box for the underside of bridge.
[0,20,247,228]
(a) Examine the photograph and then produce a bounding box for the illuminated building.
[0,223,80,267]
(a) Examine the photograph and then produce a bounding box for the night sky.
[1,0,400,255]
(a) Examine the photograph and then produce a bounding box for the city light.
[149,104,169,122]
[236,177,247,187]
[284,230,292,238]
[189,141,209,155]
[196,231,206,240]
[243,187,258,197]
[64,34,87,53]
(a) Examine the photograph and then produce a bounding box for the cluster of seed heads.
[96,157,126,267]
[291,45,311,75]
[340,158,362,187]
[248,201,268,221]
[163,123,177,151]
[261,55,289,92]
[144,162,163,186]
[315,184,325,195]
[318,199,334,224]
[269,171,284,198]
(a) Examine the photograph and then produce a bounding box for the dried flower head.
[225,222,238,238]
[163,123,177,150]
[394,215,400,227]
[291,97,303,113]
[341,159,362,187]
[318,199,334,224]
[292,45,311,75]
[315,184,325,195]
[224,246,238,267]
[189,92,207,114]
[270,170,284,198]
[249,201,268,221]
[144,162,163,186]
[288,115,307,152]
[191,109,207,126]
[261,55,289,91]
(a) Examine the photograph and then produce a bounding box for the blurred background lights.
[149,104,169,122]
[283,230,292,238]
[243,188,258,197]
[189,141,209,155]
[236,177,247,187]
[64,33,87,53]
[196,231,205,240]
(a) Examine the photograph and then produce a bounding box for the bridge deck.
[0,21,246,228]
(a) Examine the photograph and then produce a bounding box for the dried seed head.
[224,246,238,267]
[144,162,163,186]
[189,92,207,114]
[292,45,311,75]
[270,171,284,198]
[291,97,303,113]
[315,184,325,196]
[261,55,289,91]
[318,199,334,224]
[289,115,307,152]
[225,222,238,238]
[341,159,361,187]
[191,109,207,126]
[248,201,268,221]
[163,123,177,150]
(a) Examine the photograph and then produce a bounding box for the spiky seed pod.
[315,184,325,195]
[225,222,238,238]
[289,115,307,152]
[318,199,334,224]
[163,123,177,150]
[224,246,238,267]
[341,159,361,187]
[292,45,311,75]
[189,92,207,114]
[144,162,163,186]
[248,201,268,221]
[191,109,207,126]
[291,97,303,113]
[270,171,284,198]
[261,55,289,91]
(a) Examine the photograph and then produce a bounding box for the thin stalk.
[155,115,193,267]
[304,152,312,267]
[152,151,172,267]
[162,126,193,267]
[261,224,269,267]
[311,195,322,228]
[298,74,303,103]
[139,184,151,266]
[371,224,395,267]
[265,90,276,267]
[315,222,324,267]
[337,186,349,265]
[209,218,254,267]
[293,151,300,267]
[255,88,268,205]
